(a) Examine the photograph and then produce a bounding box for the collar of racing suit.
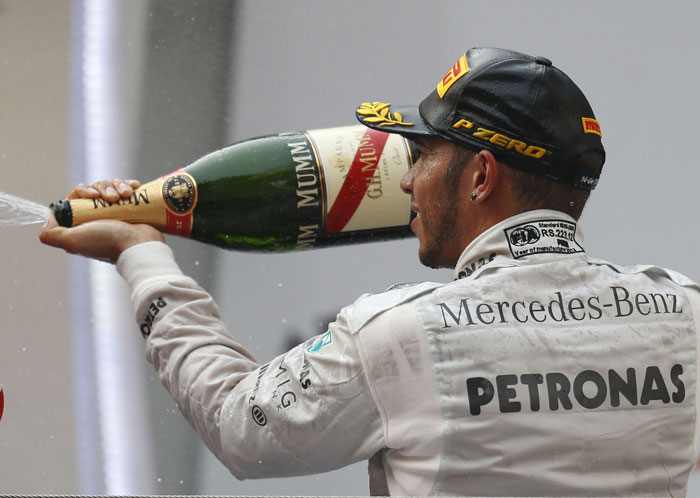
[451,209,587,281]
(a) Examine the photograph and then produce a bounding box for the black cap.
[356,47,605,190]
[50,199,73,227]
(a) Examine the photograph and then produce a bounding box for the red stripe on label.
[163,168,193,237]
[166,212,193,238]
[326,128,390,233]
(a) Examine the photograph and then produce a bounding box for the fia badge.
[504,219,584,259]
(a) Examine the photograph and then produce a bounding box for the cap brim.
[355,103,435,139]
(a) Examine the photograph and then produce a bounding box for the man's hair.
[446,146,476,197]
[507,150,604,220]
[451,145,604,220]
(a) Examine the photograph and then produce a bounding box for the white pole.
[78,0,156,493]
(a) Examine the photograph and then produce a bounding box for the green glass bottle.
[51,125,418,252]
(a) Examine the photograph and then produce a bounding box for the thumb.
[42,211,59,229]
[38,224,68,248]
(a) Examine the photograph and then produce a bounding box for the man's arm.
[120,242,385,478]
[39,180,386,480]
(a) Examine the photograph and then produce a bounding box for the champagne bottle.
[51,125,418,252]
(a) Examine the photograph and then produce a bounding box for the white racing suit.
[117,209,700,496]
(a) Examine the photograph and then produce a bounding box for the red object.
[0,387,4,422]
[163,168,194,237]
[582,117,602,136]
[326,128,390,233]
[165,212,193,237]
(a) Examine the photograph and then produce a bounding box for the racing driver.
[39,47,700,496]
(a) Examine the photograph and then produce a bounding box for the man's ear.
[468,150,501,203]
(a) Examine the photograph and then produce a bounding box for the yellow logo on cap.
[356,102,414,127]
[453,119,550,159]
[582,117,602,137]
[437,53,469,98]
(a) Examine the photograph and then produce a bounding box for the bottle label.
[283,135,325,248]
[65,172,198,238]
[307,126,412,234]
[67,179,168,229]
[162,173,197,214]
[162,172,197,237]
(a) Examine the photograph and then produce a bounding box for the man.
[40,48,700,496]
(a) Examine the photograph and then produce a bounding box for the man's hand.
[39,179,165,264]
[67,178,141,204]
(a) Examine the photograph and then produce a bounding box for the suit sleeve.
[116,241,386,479]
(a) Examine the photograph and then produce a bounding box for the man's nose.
[400,167,415,195]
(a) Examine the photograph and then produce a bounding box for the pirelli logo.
[582,117,602,137]
[437,53,469,98]
[453,119,550,159]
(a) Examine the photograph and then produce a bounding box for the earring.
[471,192,477,201]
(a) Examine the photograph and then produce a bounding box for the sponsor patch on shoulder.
[504,219,584,259]
[306,330,333,353]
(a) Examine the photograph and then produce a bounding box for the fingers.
[110,178,141,198]
[39,219,121,263]
[94,180,120,203]
[66,179,141,202]
[38,224,68,249]
[66,183,100,200]
[39,219,165,264]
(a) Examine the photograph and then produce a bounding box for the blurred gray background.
[2,0,700,494]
